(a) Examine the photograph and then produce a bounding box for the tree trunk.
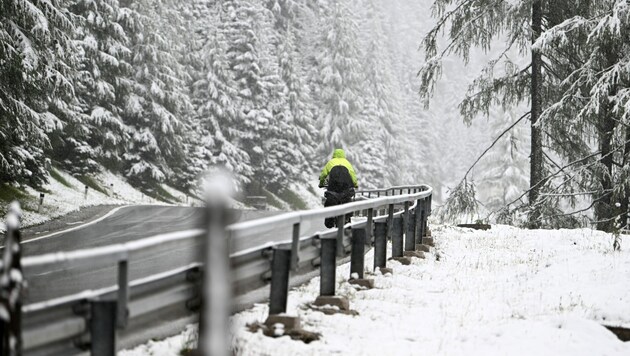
[620,126,630,230]
[595,42,620,232]
[595,108,615,232]
[528,0,544,229]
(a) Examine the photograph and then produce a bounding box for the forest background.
[3,0,628,233]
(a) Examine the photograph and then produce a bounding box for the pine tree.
[0,0,75,187]
[269,0,318,184]
[314,1,365,158]
[477,109,530,217]
[188,0,253,188]
[58,0,135,175]
[221,0,270,188]
[533,0,630,230]
[419,0,593,226]
[382,0,443,190]
[119,0,191,188]
[352,0,398,188]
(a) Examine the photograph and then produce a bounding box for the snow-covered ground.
[121,225,630,356]
[290,181,325,209]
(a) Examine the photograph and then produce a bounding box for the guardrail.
[1,184,432,355]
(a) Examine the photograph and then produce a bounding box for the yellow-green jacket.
[319,149,358,188]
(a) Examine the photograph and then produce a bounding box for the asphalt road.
[23,205,325,304]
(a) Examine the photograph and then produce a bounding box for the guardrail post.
[373,221,392,274]
[386,204,394,240]
[403,202,424,259]
[268,247,292,315]
[336,215,345,257]
[117,259,129,329]
[313,236,349,311]
[422,198,429,237]
[350,229,365,279]
[408,209,418,248]
[366,208,373,244]
[319,237,336,296]
[416,199,426,244]
[391,216,403,258]
[290,223,300,271]
[90,300,117,356]
[349,228,374,289]
[373,222,387,270]
[422,195,434,246]
[403,202,414,252]
[1,202,23,356]
[198,172,234,356]
[427,194,433,233]
[391,215,413,265]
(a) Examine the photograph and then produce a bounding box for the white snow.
[289,181,324,210]
[120,324,198,356]
[160,184,202,206]
[121,224,630,356]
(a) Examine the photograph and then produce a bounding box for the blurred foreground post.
[199,171,235,356]
[1,202,24,356]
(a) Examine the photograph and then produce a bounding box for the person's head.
[332,148,345,159]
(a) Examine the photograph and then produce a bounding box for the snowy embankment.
[0,168,196,233]
[121,225,630,356]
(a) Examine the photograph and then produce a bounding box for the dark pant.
[324,188,355,228]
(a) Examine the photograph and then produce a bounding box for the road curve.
[23,205,326,304]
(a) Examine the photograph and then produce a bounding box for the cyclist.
[318,148,358,228]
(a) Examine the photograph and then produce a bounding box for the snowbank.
[120,225,630,355]
[289,181,324,210]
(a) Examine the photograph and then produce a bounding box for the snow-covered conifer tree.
[313,1,365,160]
[119,0,191,188]
[0,0,75,186]
[59,0,136,175]
[477,109,530,216]
[186,0,253,189]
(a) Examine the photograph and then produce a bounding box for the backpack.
[327,165,354,193]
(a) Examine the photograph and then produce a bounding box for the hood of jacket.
[332,149,346,159]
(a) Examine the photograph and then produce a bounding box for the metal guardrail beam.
[22,229,205,271]
[228,188,431,239]
[21,186,430,271]
[23,317,85,350]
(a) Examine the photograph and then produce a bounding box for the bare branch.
[463,111,530,180]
